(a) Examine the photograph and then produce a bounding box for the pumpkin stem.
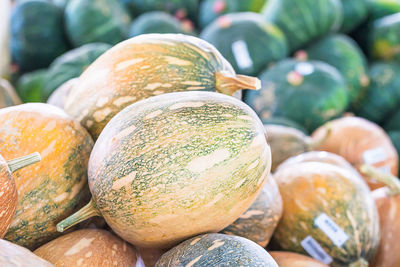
[57,198,101,232]
[307,123,332,149]
[349,258,368,267]
[7,152,41,173]
[360,165,400,196]
[215,72,261,96]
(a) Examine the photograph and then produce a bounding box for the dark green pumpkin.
[385,109,400,131]
[388,131,400,165]
[221,176,282,247]
[355,62,400,124]
[16,69,48,103]
[65,0,131,47]
[368,13,400,62]
[261,0,343,51]
[128,11,191,37]
[339,0,368,32]
[10,0,68,71]
[368,0,400,20]
[300,34,369,107]
[156,233,278,266]
[43,43,111,100]
[200,13,288,76]
[243,59,348,132]
[199,0,268,29]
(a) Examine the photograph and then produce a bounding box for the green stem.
[307,123,332,150]
[57,198,101,232]
[360,165,400,196]
[7,152,41,173]
[349,258,368,267]
[215,72,261,96]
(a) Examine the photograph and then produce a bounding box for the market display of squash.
[64,33,261,139]
[0,103,93,249]
[156,233,278,266]
[269,251,329,267]
[273,162,380,266]
[200,12,288,76]
[312,116,399,189]
[34,229,138,267]
[221,175,282,247]
[0,239,54,267]
[0,78,21,108]
[0,153,41,238]
[58,91,271,248]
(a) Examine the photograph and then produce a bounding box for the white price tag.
[314,213,349,247]
[378,165,391,174]
[362,147,387,165]
[301,236,333,265]
[231,40,253,70]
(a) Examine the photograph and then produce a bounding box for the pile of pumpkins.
[1,31,400,267]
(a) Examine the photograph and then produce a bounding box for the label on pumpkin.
[378,165,391,174]
[314,213,349,247]
[362,147,387,165]
[301,236,333,264]
[232,40,253,70]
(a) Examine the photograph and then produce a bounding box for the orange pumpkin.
[0,152,41,238]
[312,116,398,189]
[269,251,329,267]
[0,103,93,249]
[361,165,400,267]
[0,78,21,108]
[34,229,138,267]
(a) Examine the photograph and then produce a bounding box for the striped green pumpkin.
[58,91,272,248]
[339,0,368,32]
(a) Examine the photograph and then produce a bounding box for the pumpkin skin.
[312,116,399,189]
[262,117,307,133]
[64,34,260,139]
[16,69,48,103]
[385,108,400,132]
[368,0,400,20]
[339,0,368,32]
[155,233,279,267]
[0,103,93,249]
[0,153,41,238]
[273,162,380,266]
[269,251,329,267]
[221,175,282,247]
[46,78,78,110]
[34,229,137,267]
[0,78,21,108]
[0,239,53,267]
[59,91,271,248]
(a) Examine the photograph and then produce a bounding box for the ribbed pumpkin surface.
[0,103,93,249]
[0,156,17,238]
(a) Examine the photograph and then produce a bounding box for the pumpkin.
[34,229,137,266]
[200,12,288,76]
[221,175,282,247]
[0,103,93,249]
[262,117,307,133]
[385,108,400,132]
[0,78,21,108]
[0,153,41,238]
[368,0,400,20]
[354,62,400,124]
[128,11,192,38]
[299,34,369,108]
[261,0,343,52]
[58,91,271,248]
[10,0,68,71]
[46,78,78,110]
[64,34,261,139]
[155,233,279,266]
[16,69,48,103]
[265,124,331,171]
[269,251,329,267]
[312,116,399,189]
[65,0,131,47]
[273,162,380,266]
[360,165,400,267]
[244,59,348,132]
[339,0,368,32]
[0,239,53,267]
[277,151,355,173]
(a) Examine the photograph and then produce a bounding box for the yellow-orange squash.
[0,103,93,249]
[0,78,21,108]
[34,229,137,267]
[312,116,398,189]
[273,162,379,266]
[58,91,271,248]
[0,153,41,238]
[0,238,53,267]
[64,33,261,139]
[269,251,329,267]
